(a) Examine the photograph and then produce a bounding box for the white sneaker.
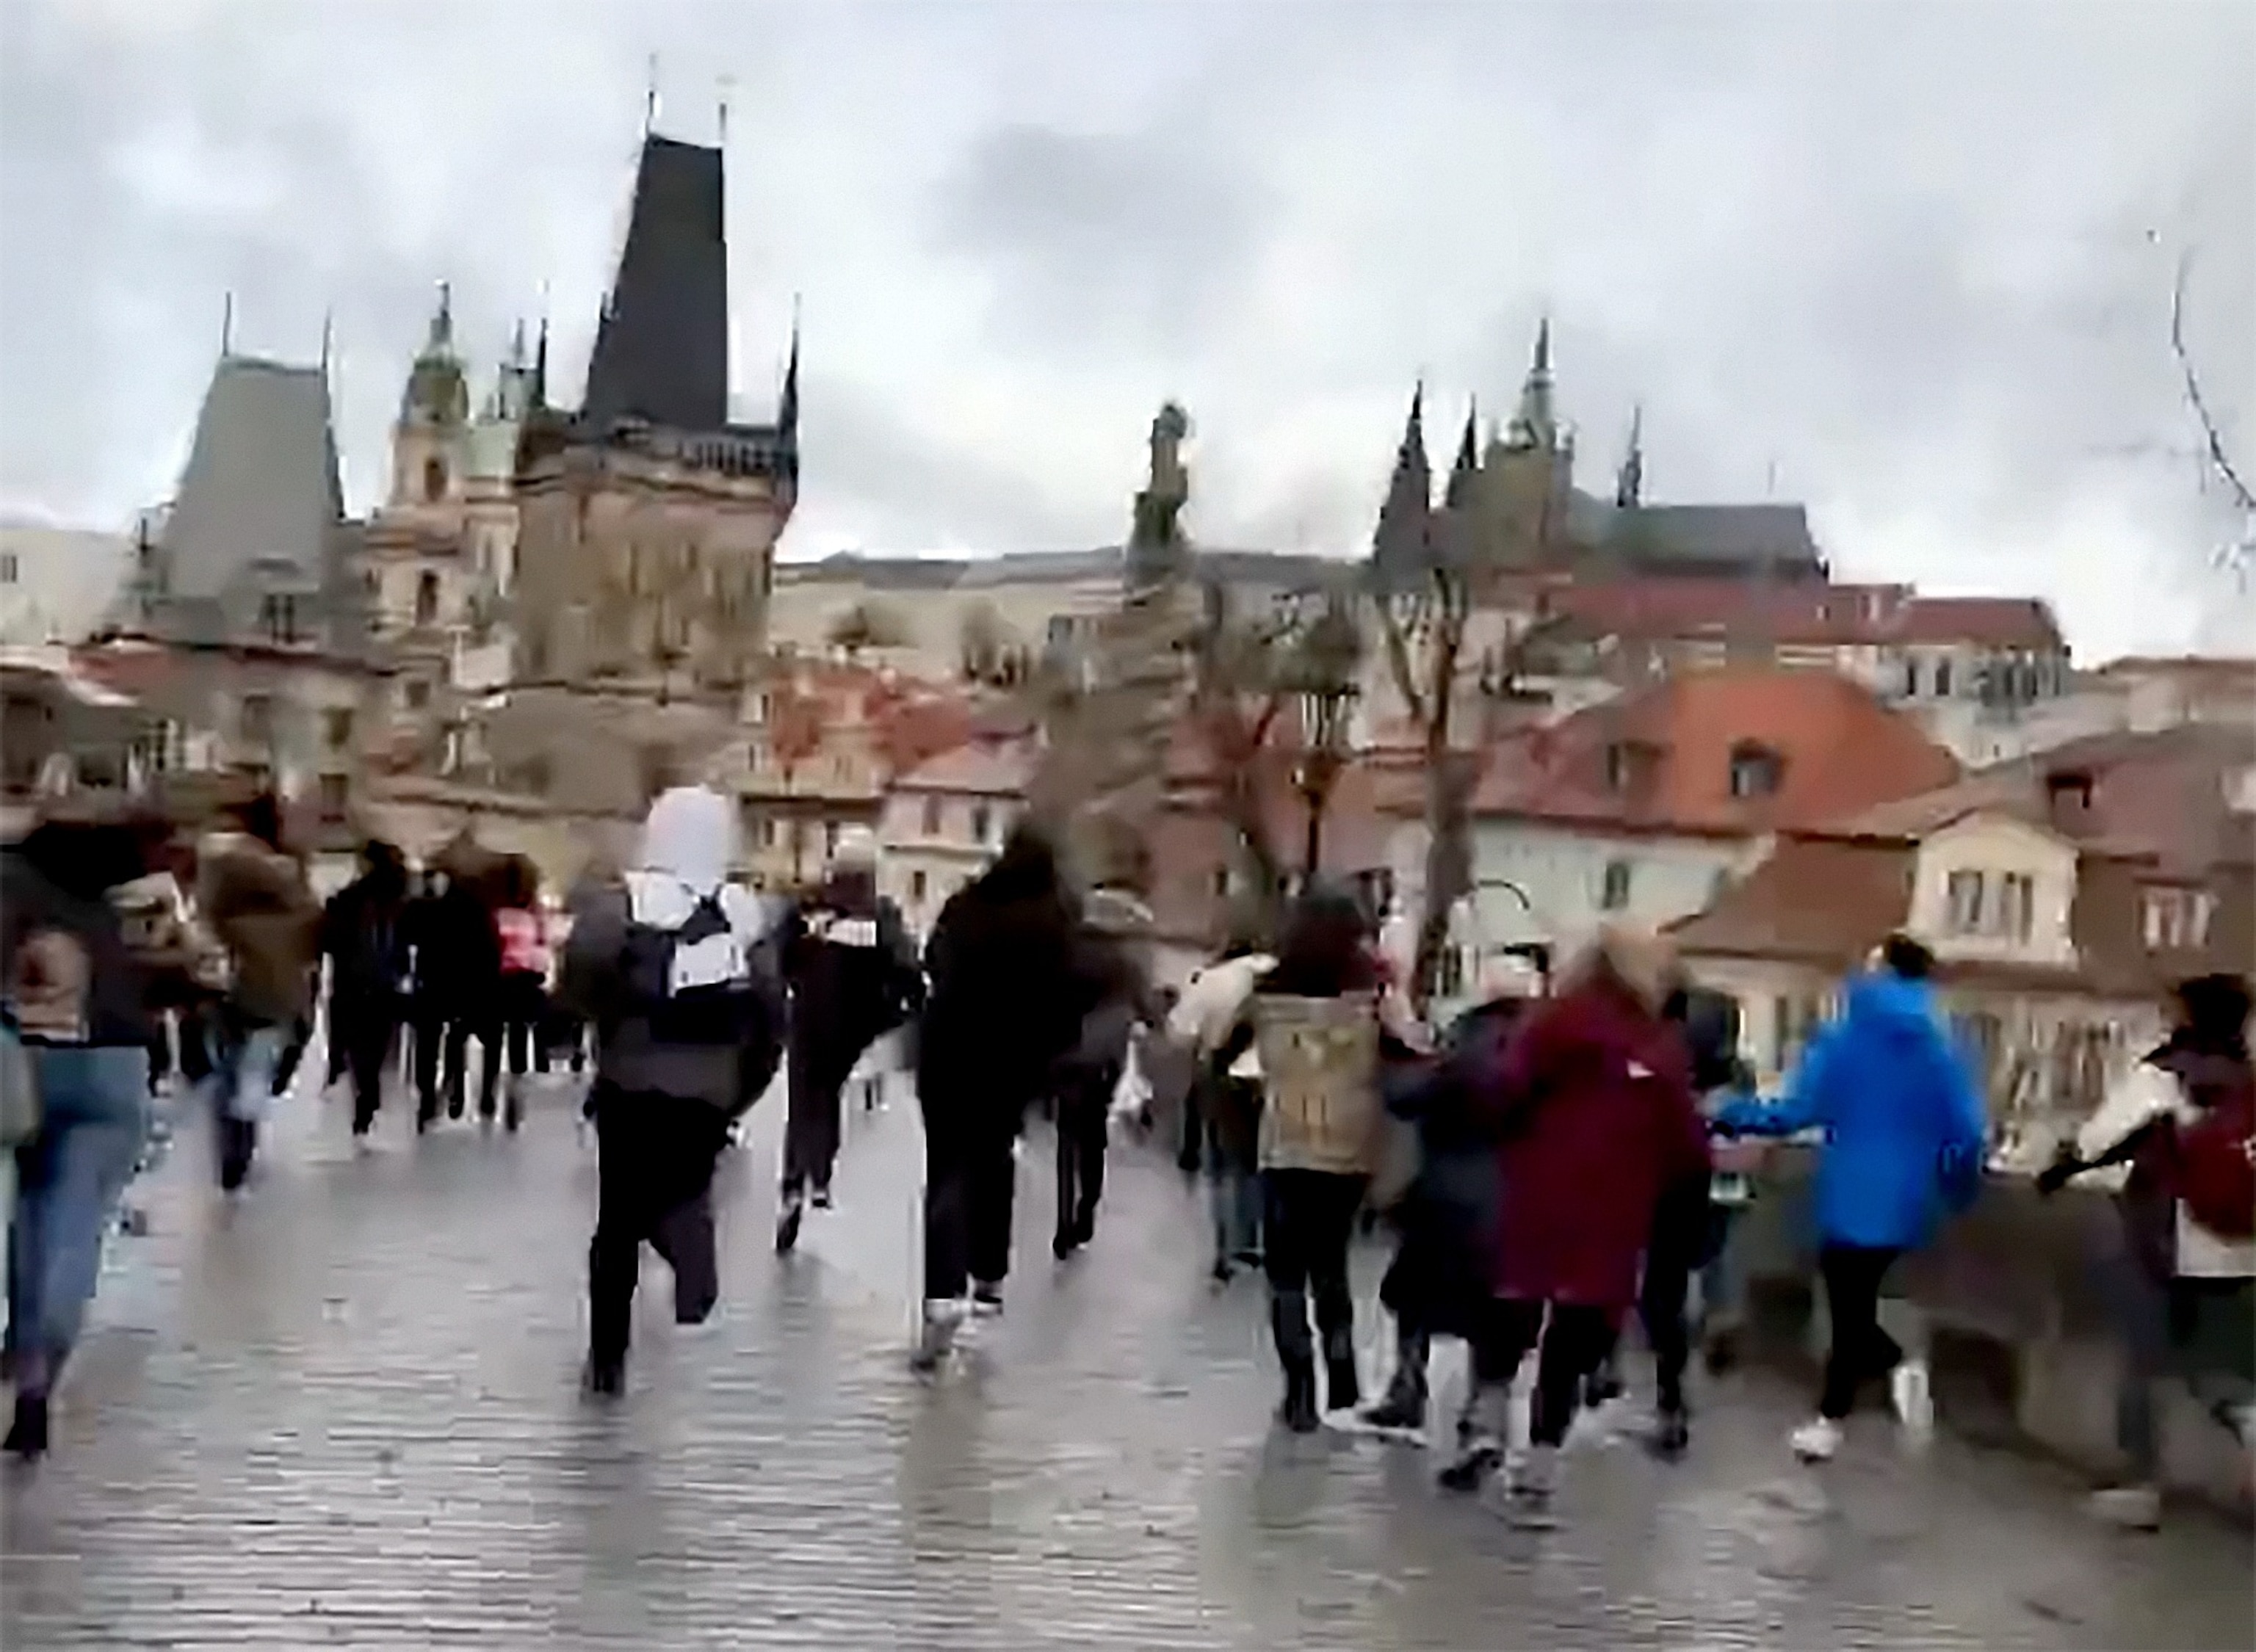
[1890,1358,1934,1444]
[2086,1485,2161,1531]
[1498,1443,1561,1528]
[911,1298,967,1370]
[1790,1417,1843,1462]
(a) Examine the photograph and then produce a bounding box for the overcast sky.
[3,0,2249,659]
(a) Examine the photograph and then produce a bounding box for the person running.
[1714,932,1987,1463]
[2,804,176,1458]
[1168,932,1276,1280]
[911,825,1085,1367]
[1361,952,1538,1439]
[1440,925,1710,1524]
[2038,972,2255,1529]
[319,840,410,1142]
[486,856,552,1133]
[560,786,784,1397]
[774,827,922,1251]
[1049,885,1160,1261]
[1240,885,1395,1433]
[197,794,320,1192]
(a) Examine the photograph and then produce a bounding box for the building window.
[1945,869,1984,934]
[922,795,942,837]
[404,678,431,711]
[1605,744,1630,791]
[2143,887,2216,950]
[911,869,928,903]
[258,593,297,644]
[317,772,350,820]
[1901,657,1920,698]
[415,571,440,627]
[239,694,273,745]
[1599,858,1633,911]
[970,803,991,845]
[823,819,839,860]
[0,551,17,584]
[1933,658,1953,698]
[1727,742,1784,799]
[323,707,355,751]
[1953,1010,2003,1095]
[1998,872,2035,942]
[1212,866,1231,900]
[424,456,446,502]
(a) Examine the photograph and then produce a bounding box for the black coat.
[1378,996,1521,1338]
[321,869,408,1007]
[916,861,1082,1138]
[782,870,923,1092]
[402,880,499,1007]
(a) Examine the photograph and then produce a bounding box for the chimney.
[2044,767,2094,832]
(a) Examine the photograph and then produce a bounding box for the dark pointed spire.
[1371,382,1434,589]
[430,280,453,351]
[779,298,800,440]
[1445,397,1479,510]
[582,134,730,434]
[531,314,549,410]
[1436,398,1483,570]
[1616,403,1644,509]
[1533,315,1551,377]
[1509,316,1558,452]
[221,290,234,357]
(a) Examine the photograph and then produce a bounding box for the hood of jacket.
[1838,971,1942,1040]
[638,786,735,897]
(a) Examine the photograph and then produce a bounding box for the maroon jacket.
[1480,978,1711,1314]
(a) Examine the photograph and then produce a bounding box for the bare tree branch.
[2172,251,2255,571]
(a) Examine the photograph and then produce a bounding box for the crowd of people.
[4,779,2249,1544]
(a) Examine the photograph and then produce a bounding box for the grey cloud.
[931,121,1273,355]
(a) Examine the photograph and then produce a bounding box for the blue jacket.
[1716,973,1986,1250]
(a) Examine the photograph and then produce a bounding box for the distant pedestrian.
[1441,925,1710,1524]
[1168,934,1276,1280]
[560,787,784,1397]
[486,856,552,1133]
[319,840,410,1141]
[1049,885,1160,1261]
[911,826,1084,1366]
[3,804,176,1458]
[1715,933,1986,1464]
[2039,972,2255,1529]
[197,795,320,1192]
[774,827,922,1251]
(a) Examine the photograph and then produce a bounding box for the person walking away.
[2038,972,2255,1529]
[1246,885,1395,1432]
[3,806,181,1457]
[1439,925,1710,1524]
[1362,952,1538,1438]
[1168,934,1276,1280]
[487,857,552,1133]
[560,786,784,1396]
[319,841,410,1142]
[1050,885,1159,1261]
[774,827,923,1250]
[197,795,319,1192]
[911,826,1084,1366]
[1714,932,1986,1463]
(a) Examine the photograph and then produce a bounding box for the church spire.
[1508,316,1557,452]
[1616,403,1644,509]
[779,300,800,440]
[1371,382,1434,590]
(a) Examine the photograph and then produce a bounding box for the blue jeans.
[6,1046,148,1389]
[1206,1135,1261,1264]
[209,1017,285,1190]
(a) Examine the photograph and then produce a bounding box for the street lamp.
[1281,596,1363,878]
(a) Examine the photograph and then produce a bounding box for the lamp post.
[1284,595,1363,881]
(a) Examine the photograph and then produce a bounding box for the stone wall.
[1728,1147,2253,1512]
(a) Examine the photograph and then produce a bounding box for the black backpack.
[618,891,770,1051]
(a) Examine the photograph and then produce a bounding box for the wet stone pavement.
[4,1062,2251,1650]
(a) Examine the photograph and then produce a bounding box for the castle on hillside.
[1372,322,1827,590]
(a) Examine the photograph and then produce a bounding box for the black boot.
[1645,1403,1691,1460]
[1270,1289,1320,1433]
[1362,1364,1428,1434]
[1323,1327,1361,1416]
[4,1394,51,1458]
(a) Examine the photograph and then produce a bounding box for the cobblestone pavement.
[4,1063,2250,1650]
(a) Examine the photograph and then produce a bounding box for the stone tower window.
[424,455,446,502]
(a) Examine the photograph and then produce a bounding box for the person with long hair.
[485,856,551,1133]
[4,803,178,1457]
[1242,883,1391,1432]
[1440,924,1710,1524]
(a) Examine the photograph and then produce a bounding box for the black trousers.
[1477,1298,1616,1447]
[921,1106,1019,1302]
[411,1001,474,1122]
[782,1048,846,1197]
[1818,1242,1904,1419]
[332,993,399,1134]
[480,974,547,1115]
[1053,1070,1113,1243]
[588,1087,730,1368]
[1262,1169,1366,1368]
